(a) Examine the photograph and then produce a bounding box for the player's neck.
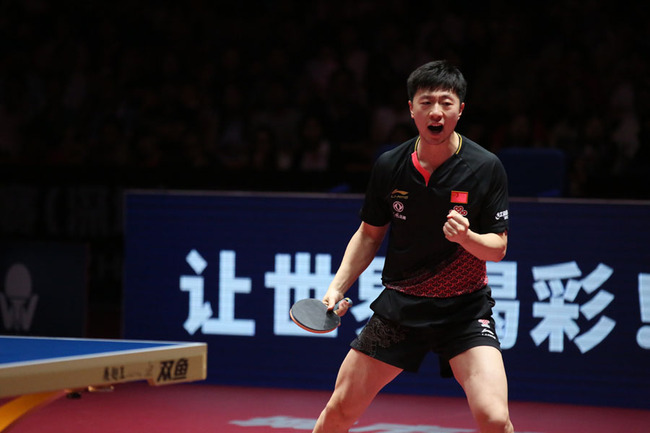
[416,132,459,173]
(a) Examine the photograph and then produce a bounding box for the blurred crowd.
[1,0,648,198]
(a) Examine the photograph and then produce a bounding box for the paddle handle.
[333,297,353,313]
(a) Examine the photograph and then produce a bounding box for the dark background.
[1,0,649,338]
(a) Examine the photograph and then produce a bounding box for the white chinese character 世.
[265,252,337,337]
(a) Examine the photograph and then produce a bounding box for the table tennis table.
[0,335,207,431]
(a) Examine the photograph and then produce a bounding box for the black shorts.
[350,313,501,378]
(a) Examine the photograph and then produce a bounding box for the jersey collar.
[413,132,463,154]
[411,133,463,184]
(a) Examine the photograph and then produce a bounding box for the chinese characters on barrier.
[180,249,650,352]
[530,262,615,353]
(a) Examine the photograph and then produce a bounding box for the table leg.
[0,390,66,431]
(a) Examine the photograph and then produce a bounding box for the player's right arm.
[323,221,388,313]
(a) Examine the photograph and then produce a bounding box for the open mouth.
[428,125,443,133]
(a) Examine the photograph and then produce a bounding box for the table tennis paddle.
[290,298,352,333]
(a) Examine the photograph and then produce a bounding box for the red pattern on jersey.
[385,247,487,298]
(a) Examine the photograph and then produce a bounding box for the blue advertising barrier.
[123,191,650,409]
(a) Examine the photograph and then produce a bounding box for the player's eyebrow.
[415,91,456,102]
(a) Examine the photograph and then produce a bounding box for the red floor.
[5,382,650,433]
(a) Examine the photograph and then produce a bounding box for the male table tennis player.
[314,60,513,433]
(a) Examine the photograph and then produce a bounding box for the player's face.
[409,88,464,146]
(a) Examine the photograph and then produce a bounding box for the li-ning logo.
[391,189,409,200]
[478,319,497,340]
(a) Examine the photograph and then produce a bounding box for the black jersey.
[360,134,509,326]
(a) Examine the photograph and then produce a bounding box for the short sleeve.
[359,157,392,227]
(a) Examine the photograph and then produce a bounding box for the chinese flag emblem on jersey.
[451,190,469,204]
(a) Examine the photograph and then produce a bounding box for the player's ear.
[458,102,465,117]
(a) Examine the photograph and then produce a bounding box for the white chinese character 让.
[180,249,255,336]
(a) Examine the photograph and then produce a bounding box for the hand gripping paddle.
[290,298,353,333]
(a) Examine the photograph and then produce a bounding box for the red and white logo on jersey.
[452,205,468,216]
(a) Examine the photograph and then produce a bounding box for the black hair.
[406,60,467,103]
